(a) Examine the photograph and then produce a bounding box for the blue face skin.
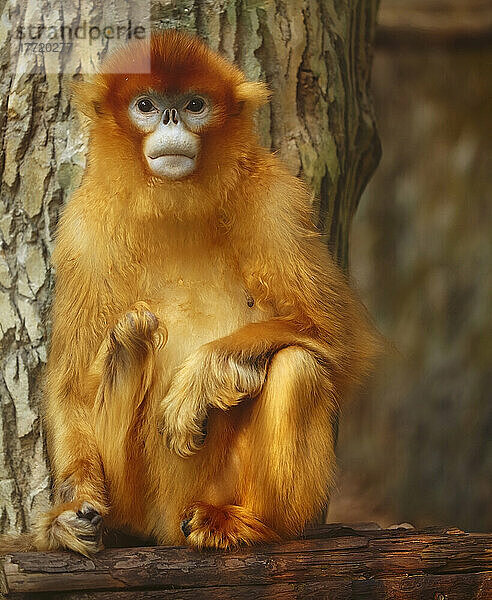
[128,91,213,180]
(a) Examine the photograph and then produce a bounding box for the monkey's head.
[74,31,269,188]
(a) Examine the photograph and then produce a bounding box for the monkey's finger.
[162,429,200,458]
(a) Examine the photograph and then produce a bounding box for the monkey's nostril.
[171,108,179,124]
[163,109,170,125]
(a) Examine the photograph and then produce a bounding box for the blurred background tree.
[331,0,492,532]
[0,0,380,534]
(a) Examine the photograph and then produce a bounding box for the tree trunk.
[0,0,380,534]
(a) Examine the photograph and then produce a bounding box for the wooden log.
[1,525,491,599]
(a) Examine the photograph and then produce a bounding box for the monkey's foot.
[181,502,280,550]
[35,501,104,556]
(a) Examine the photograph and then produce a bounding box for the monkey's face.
[128,92,211,180]
[75,32,269,193]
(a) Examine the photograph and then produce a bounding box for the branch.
[1,524,491,599]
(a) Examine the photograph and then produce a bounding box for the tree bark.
[0,0,380,535]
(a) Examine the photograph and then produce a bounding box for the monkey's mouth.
[148,153,196,160]
[146,153,197,180]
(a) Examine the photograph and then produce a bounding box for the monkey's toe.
[180,517,192,538]
[76,502,103,530]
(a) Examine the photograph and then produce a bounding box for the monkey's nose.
[162,108,180,125]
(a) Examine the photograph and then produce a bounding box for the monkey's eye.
[185,97,206,113]
[136,98,157,113]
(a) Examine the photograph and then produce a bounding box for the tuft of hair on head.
[234,81,271,114]
[70,74,109,124]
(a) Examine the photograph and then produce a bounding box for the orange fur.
[0,30,379,555]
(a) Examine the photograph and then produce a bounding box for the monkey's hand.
[158,343,267,457]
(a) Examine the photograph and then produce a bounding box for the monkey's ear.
[71,76,108,122]
[234,81,270,112]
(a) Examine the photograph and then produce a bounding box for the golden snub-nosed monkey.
[0,30,379,556]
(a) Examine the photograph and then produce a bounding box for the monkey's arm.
[40,239,164,553]
[41,246,110,516]
[31,236,112,553]
[159,320,326,456]
[160,168,380,457]
[160,292,369,458]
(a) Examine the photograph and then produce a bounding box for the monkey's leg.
[34,397,109,555]
[34,340,117,556]
[182,346,338,549]
[92,303,165,530]
[36,303,163,556]
[1,404,107,556]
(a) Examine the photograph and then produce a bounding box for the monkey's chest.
[151,270,266,376]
